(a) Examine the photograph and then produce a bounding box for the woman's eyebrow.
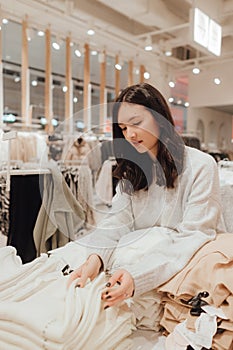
[118,116,140,124]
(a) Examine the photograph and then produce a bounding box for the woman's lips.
[131,140,143,146]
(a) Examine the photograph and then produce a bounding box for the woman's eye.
[121,126,127,131]
[133,122,141,126]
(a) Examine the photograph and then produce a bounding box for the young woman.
[68,82,226,311]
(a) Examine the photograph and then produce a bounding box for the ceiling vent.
[172,46,196,61]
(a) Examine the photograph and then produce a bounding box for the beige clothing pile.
[158,233,233,350]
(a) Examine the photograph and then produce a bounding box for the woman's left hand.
[101,269,134,309]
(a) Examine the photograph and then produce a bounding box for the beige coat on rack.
[65,137,91,164]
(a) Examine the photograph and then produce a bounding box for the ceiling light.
[87,28,95,36]
[74,48,82,57]
[62,86,68,92]
[192,67,200,74]
[214,77,221,85]
[184,102,189,107]
[168,97,174,103]
[52,36,62,50]
[31,80,38,86]
[2,18,8,24]
[115,55,123,70]
[144,36,153,51]
[73,97,78,103]
[165,50,172,56]
[91,50,98,55]
[87,20,95,36]
[37,30,44,37]
[14,76,20,83]
[144,71,150,79]
[26,28,35,41]
[115,63,122,70]
[169,80,175,88]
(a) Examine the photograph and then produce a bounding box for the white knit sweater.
[79,146,226,296]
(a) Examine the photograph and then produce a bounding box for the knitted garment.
[78,146,226,297]
[0,246,135,350]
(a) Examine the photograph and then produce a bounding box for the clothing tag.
[173,313,217,350]
[194,313,217,348]
[201,304,228,319]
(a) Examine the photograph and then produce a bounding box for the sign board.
[190,7,222,56]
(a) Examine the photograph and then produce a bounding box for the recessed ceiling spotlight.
[37,30,45,37]
[115,63,122,70]
[52,42,60,50]
[87,28,95,36]
[74,48,82,57]
[31,80,38,86]
[165,50,172,56]
[169,80,175,88]
[144,71,150,79]
[214,77,221,85]
[192,67,200,74]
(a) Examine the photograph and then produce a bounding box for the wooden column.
[99,50,106,133]
[21,19,30,126]
[128,60,134,86]
[65,35,72,133]
[45,28,53,134]
[115,54,120,97]
[83,43,90,131]
[139,64,145,83]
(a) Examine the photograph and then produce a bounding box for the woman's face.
[117,102,159,158]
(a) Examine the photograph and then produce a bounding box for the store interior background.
[1,0,233,155]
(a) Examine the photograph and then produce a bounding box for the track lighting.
[87,19,95,36]
[144,36,152,51]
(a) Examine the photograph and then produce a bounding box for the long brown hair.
[112,83,185,194]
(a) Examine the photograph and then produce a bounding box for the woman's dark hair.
[112,83,185,194]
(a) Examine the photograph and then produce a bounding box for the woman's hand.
[101,269,135,309]
[67,254,102,288]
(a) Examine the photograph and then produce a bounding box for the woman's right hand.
[67,254,103,288]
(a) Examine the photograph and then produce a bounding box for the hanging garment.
[33,161,85,256]
[7,174,43,263]
[0,177,10,237]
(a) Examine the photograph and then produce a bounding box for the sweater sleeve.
[77,183,135,268]
[110,154,225,296]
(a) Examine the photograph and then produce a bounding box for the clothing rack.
[218,159,233,170]
[1,130,17,192]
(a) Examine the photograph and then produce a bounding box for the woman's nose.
[126,126,136,139]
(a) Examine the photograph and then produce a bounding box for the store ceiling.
[1,0,233,113]
[1,0,233,70]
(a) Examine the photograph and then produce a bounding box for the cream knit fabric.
[0,246,135,350]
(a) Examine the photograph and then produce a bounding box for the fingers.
[67,267,89,288]
[67,269,81,288]
[106,270,123,288]
[101,269,135,309]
